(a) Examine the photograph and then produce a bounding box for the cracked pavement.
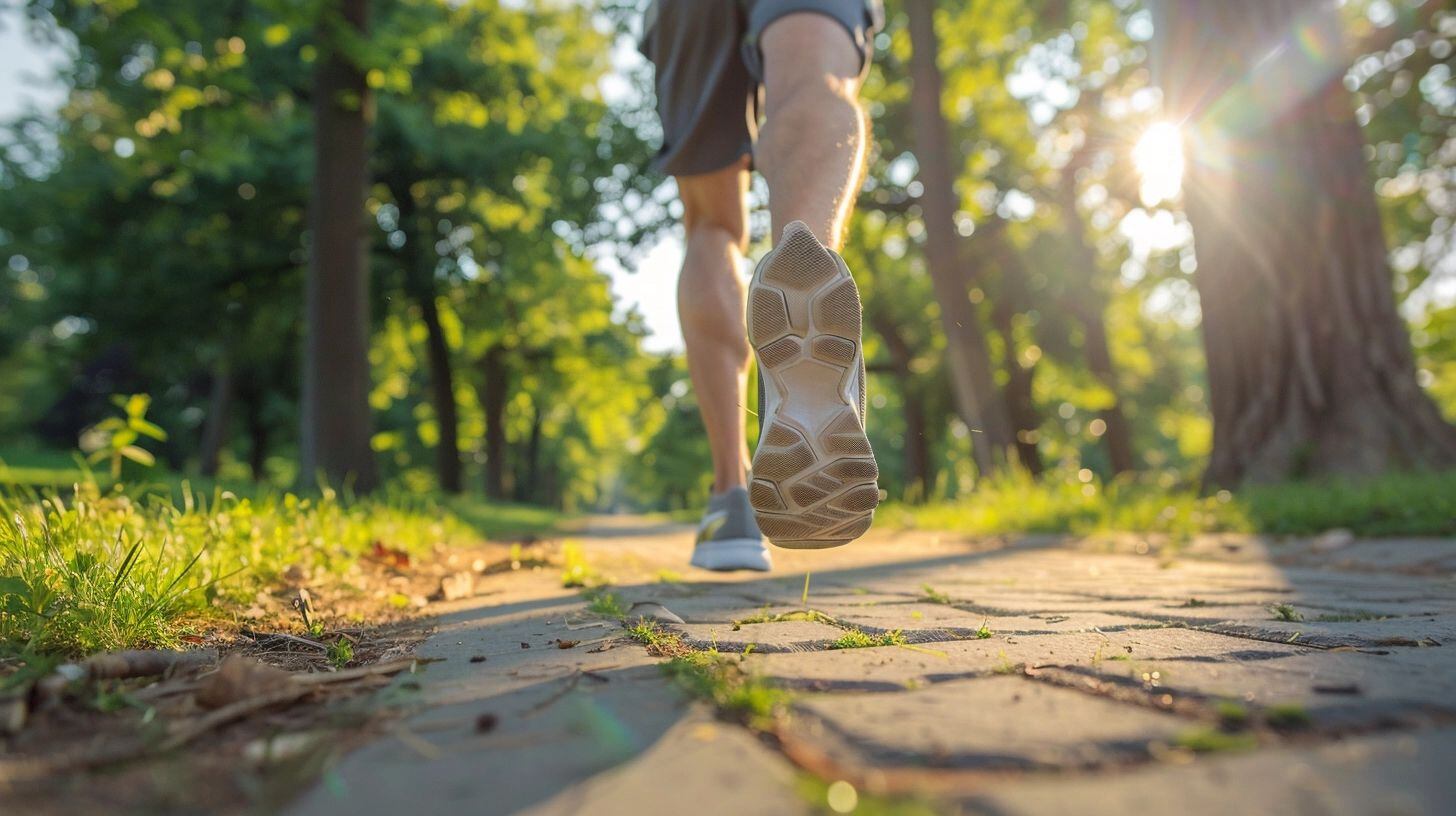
[290,519,1456,815]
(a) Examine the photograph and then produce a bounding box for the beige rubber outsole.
[747,229,879,549]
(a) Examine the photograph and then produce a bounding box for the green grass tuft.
[1175,728,1259,753]
[0,479,489,656]
[888,468,1456,538]
[1269,603,1304,622]
[583,589,627,620]
[920,584,952,605]
[828,628,906,650]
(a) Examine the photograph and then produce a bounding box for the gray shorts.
[639,0,884,177]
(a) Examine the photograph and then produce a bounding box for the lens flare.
[1133,122,1186,207]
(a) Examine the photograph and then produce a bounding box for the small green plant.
[583,589,627,620]
[559,540,601,588]
[993,650,1018,675]
[974,621,994,639]
[664,650,791,729]
[920,584,952,604]
[1269,603,1304,622]
[828,628,905,650]
[79,394,168,478]
[1265,703,1311,729]
[1215,700,1249,728]
[327,637,355,668]
[1175,728,1258,753]
[732,607,840,630]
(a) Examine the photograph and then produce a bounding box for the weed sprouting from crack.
[583,588,627,620]
[828,628,907,650]
[920,584,952,605]
[1269,603,1304,622]
[731,607,840,630]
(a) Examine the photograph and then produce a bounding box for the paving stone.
[746,628,1309,690]
[521,707,809,816]
[1200,615,1454,649]
[1077,646,1456,716]
[672,620,847,651]
[288,523,1456,816]
[789,676,1190,771]
[968,728,1456,816]
[824,602,1154,637]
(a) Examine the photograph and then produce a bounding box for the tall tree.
[300,0,378,491]
[1152,0,1456,485]
[905,0,1016,476]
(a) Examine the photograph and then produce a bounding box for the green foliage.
[892,468,1456,537]
[1269,604,1304,623]
[1265,703,1311,730]
[1175,728,1259,754]
[920,584,952,605]
[583,588,626,620]
[661,650,792,730]
[0,478,482,655]
[327,637,355,669]
[80,394,168,478]
[828,628,906,650]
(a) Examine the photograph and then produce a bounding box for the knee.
[682,199,748,253]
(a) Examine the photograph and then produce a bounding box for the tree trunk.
[476,346,510,500]
[516,402,543,504]
[870,315,933,501]
[905,0,1016,477]
[300,0,378,492]
[390,181,463,494]
[416,287,462,494]
[245,393,270,482]
[1152,0,1456,486]
[1054,165,1136,474]
[198,362,233,478]
[989,281,1044,477]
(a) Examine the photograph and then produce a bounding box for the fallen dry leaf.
[195,655,293,710]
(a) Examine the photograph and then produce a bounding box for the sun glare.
[1133,122,1185,207]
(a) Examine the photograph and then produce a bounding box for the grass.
[1175,728,1259,753]
[828,628,906,649]
[732,607,840,630]
[0,478,506,656]
[888,468,1456,538]
[584,588,627,620]
[1269,603,1304,622]
[920,584,952,604]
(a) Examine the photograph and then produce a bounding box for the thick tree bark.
[905,0,1016,477]
[1153,0,1456,486]
[870,315,933,500]
[1054,162,1136,474]
[300,0,378,492]
[198,363,233,478]
[476,346,510,500]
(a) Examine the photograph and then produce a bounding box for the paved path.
[291,520,1456,815]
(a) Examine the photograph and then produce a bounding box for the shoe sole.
[690,538,773,572]
[747,233,879,549]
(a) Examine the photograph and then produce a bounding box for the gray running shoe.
[747,221,879,548]
[690,486,772,572]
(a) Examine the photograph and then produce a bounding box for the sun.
[1133,122,1186,207]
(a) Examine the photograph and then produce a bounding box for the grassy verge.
[0,478,563,656]
[887,468,1456,538]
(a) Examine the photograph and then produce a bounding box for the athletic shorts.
[639,0,884,177]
